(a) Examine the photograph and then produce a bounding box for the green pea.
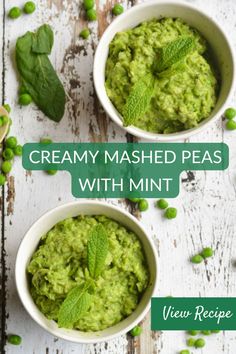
[0,174,6,186]
[201,330,211,335]
[180,350,190,354]
[225,108,236,120]
[46,170,57,175]
[164,207,177,219]
[186,338,196,347]
[191,254,204,264]
[3,104,11,113]
[2,116,9,125]
[6,136,17,149]
[112,4,124,16]
[157,198,168,209]
[86,8,97,21]
[19,85,28,95]
[130,325,142,337]
[8,7,22,19]
[201,247,214,259]
[2,161,12,174]
[40,137,52,144]
[226,120,236,130]
[8,334,22,345]
[80,28,90,39]
[14,145,23,156]
[194,338,205,348]
[138,199,149,212]
[83,0,94,10]
[3,148,14,161]
[187,330,199,336]
[23,1,36,14]
[19,93,33,106]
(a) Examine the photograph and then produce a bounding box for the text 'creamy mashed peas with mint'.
[105,18,218,134]
[27,215,149,331]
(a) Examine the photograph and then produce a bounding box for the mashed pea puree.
[27,215,149,331]
[105,18,218,133]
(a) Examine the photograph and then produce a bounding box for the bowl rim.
[93,0,236,141]
[15,200,158,344]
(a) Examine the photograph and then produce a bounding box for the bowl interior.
[15,202,157,343]
[94,0,235,141]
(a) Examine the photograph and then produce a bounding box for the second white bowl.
[15,201,158,343]
[94,0,235,141]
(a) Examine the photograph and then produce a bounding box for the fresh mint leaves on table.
[57,224,108,328]
[58,281,93,328]
[15,24,66,122]
[122,36,195,126]
[87,224,109,278]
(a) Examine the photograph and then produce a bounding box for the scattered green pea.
[14,145,23,156]
[46,170,57,175]
[83,0,95,10]
[0,174,6,186]
[130,325,142,337]
[225,108,236,120]
[19,85,28,95]
[3,148,14,161]
[194,338,205,348]
[201,330,211,335]
[191,254,204,264]
[112,3,124,16]
[157,198,168,209]
[201,247,214,259]
[8,334,22,345]
[19,93,33,106]
[3,104,11,113]
[40,137,52,144]
[6,136,17,149]
[2,116,9,125]
[186,338,196,347]
[23,1,36,14]
[138,199,149,212]
[80,28,90,39]
[8,7,22,19]
[187,330,199,336]
[226,120,236,130]
[164,207,177,219]
[86,8,97,21]
[2,161,12,174]
[180,350,190,354]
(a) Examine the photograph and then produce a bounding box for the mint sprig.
[122,36,195,127]
[154,36,195,73]
[122,75,155,127]
[57,224,109,328]
[58,281,93,328]
[87,224,109,279]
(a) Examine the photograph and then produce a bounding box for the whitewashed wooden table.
[1,0,236,353]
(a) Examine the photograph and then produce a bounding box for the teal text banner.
[22,143,229,198]
[151,298,236,330]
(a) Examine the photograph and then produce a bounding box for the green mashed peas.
[105,18,218,133]
[27,215,149,331]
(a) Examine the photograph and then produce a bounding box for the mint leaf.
[154,36,195,73]
[32,24,54,54]
[58,281,92,328]
[87,224,108,279]
[122,75,155,127]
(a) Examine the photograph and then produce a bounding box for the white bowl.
[15,201,158,343]
[93,0,235,141]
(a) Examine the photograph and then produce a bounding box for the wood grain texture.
[1,0,236,353]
